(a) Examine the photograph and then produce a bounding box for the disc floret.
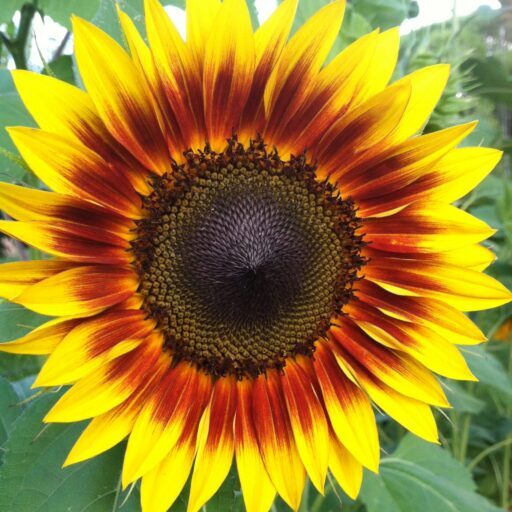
[132,138,365,378]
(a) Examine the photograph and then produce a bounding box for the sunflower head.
[0,0,510,511]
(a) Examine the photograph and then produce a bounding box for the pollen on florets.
[131,137,366,378]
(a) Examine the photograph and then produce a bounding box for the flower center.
[132,138,365,378]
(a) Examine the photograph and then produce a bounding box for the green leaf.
[0,301,49,341]
[465,174,504,208]
[203,468,244,512]
[465,56,512,108]
[352,0,413,30]
[90,0,184,44]
[43,55,75,85]
[0,391,141,512]
[0,69,35,182]
[464,345,512,399]
[336,8,373,48]
[91,0,141,43]
[0,376,23,449]
[0,301,49,381]
[247,0,259,30]
[473,300,512,339]
[11,375,38,403]
[444,381,485,414]
[289,0,330,32]
[0,0,18,24]
[280,0,414,57]
[360,434,502,512]
[497,180,512,244]
[392,435,474,487]
[39,0,101,30]
[469,205,502,232]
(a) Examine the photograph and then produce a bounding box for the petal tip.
[70,15,87,30]
[32,374,45,388]
[62,454,76,468]
[42,411,53,423]
[367,457,380,474]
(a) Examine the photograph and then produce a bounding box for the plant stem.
[457,381,475,463]
[501,346,512,509]
[457,412,472,463]
[111,471,122,511]
[0,2,38,70]
[450,409,460,458]
[298,479,310,512]
[52,30,70,60]
[501,433,511,509]
[468,438,512,471]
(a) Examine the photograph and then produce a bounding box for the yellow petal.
[435,244,496,272]
[14,266,137,317]
[358,147,502,217]
[357,280,486,346]
[64,402,138,466]
[116,5,157,86]
[44,336,162,422]
[348,303,476,381]
[364,202,495,253]
[240,0,297,138]
[391,64,450,142]
[316,81,412,175]
[344,122,478,197]
[0,182,114,224]
[117,3,187,163]
[235,379,276,512]
[141,431,197,512]
[351,28,399,106]
[358,372,439,443]
[0,317,78,355]
[188,377,236,512]
[252,372,306,510]
[45,371,133,422]
[0,182,133,246]
[0,220,129,265]
[314,342,379,472]
[264,1,345,126]
[328,434,363,500]
[34,310,151,386]
[186,0,222,69]
[366,258,512,311]
[7,127,141,217]
[254,0,297,65]
[203,0,255,149]
[429,147,503,203]
[282,359,329,493]
[286,30,380,154]
[11,69,99,139]
[65,350,169,465]
[0,259,73,301]
[145,0,204,150]
[122,364,211,487]
[11,69,151,196]
[73,16,168,172]
[331,321,449,407]
[316,30,380,114]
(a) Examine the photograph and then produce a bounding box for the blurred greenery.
[0,0,511,511]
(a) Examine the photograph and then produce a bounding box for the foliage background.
[0,0,511,510]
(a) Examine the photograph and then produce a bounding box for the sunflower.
[0,0,510,510]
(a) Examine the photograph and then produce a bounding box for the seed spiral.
[132,138,366,378]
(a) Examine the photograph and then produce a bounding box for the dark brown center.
[132,138,365,378]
